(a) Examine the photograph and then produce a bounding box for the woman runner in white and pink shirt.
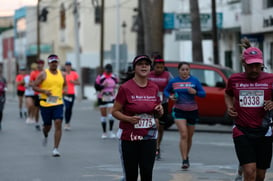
[112,55,163,181]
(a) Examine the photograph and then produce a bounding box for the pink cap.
[243,47,263,64]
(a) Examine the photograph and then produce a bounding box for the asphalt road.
[0,95,273,181]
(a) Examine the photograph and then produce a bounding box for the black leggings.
[119,139,156,181]
[63,95,75,124]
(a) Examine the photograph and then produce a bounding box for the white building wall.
[164,0,241,65]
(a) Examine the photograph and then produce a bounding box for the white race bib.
[239,90,264,107]
[134,114,156,129]
[46,96,59,104]
[102,94,113,102]
[64,96,73,102]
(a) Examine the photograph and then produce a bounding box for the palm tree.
[189,0,203,62]
[140,0,164,56]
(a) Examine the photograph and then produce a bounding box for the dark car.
[164,62,235,129]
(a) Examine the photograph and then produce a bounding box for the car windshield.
[220,68,235,78]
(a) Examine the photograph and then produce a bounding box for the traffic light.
[95,6,101,24]
[39,7,49,22]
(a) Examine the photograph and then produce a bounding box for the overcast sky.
[0,0,37,16]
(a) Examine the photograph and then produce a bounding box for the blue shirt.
[164,75,206,111]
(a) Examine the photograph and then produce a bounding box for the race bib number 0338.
[134,114,156,129]
[239,90,264,107]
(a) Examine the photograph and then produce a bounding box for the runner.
[24,63,37,124]
[0,67,7,130]
[95,64,118,139]
[148,57,173,160]
[33,54,66,157]
[63,61,80,130]
[112,55,163,181]
[15,67,27,119]
[225,38,273,181]
[164,61,206,170]
[30,59,45,130]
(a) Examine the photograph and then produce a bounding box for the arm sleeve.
[195,78,206,97]
[164,79,173,98]
[95,75,101,84]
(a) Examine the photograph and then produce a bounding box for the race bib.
[102,92,113,102]
[46,96,59,104]
[134,114,156,129]
[64,96,73,102]
[239,90,264,107]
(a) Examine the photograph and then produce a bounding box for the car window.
[167,66,224,87]
[191,69,224,87]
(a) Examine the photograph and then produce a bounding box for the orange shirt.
[30,70,42,95]
[65,71,79,95]
[30,70,41,81]
[15,74,26,91]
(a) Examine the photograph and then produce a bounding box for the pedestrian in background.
[148,56,173,160]
[29,59,45,131]
[112,55,163,181]
[164,62,206,170]
[0,67,7,130]
[95,64,118,139]
[63,61,80,130]
[15,67,27,119]
[33,54,66,157]
[225,38,273,181]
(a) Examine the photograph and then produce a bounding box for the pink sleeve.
[95,75,101,84]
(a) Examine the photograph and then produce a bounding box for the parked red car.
[164,62,235,128]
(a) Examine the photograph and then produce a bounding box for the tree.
[140,0,164,56]
[189,0,203,62]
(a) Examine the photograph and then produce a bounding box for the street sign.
[164,12,223,30]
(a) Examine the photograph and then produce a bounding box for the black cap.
[104,64,112,73]
[65,61,72,66]
[132,55,152,67]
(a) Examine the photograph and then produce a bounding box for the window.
[264,0,273,8]
[191,69,224,87]
[241,0,251,14]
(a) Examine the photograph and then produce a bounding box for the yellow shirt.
[39,69,64,107]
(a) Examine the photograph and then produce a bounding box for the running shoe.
[64,124,71,131]
[42,137,48,147]
[101,133,108,139]
[182,158,190,170]
[26,118,35,124]
[35,125,41,131]
[155,149,161,160]
[52,148,61,157]
[109,131,116,138]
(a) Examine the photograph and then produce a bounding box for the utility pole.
[212,0,219,64]
[100,0,104,71]
[37,0,41,60]
[73,0,82,100]
[100,0,105,70]
[115,0,120,77]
